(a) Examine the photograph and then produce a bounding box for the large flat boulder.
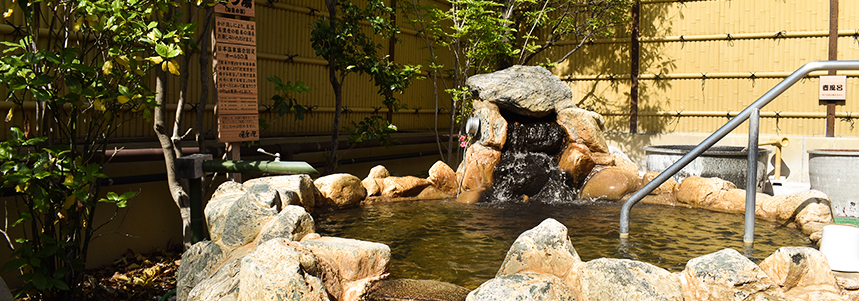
[466,65,573,118]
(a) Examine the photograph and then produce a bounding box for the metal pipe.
[202,160,318,175]
[620,60,859,237]
[744,108,760,244]
[561,71,859,81]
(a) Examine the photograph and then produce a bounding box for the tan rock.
[673,176,736,208]
[641,171,679,195]
[381,176,432,198]
[244,174,320,212]
[455,188,485,204]
[591,152,615,166]
[759,247,842,300]
[681,248,785,300]
[558,143,595,187]
[362,165,390,197]
[556,107,609,153]
[314,174,367,209]
[709,189,775,215]
[638,193,680,207]
[428,160,458,195]
[565,259,682,301]
[579,167,640,200]
[496,219,581,279]
[456,144,501,192]
[611,149,640,176]
[775,190,833,223]
[472,100,508,149]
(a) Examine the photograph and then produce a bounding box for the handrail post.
[619,60,859,239]
[744,108,760,244]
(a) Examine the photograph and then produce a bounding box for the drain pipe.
[619,60,859,239]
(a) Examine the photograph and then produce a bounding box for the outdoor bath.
[177,65,856,301]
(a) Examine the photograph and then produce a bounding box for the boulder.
[456,144,502,192]
[710,189,774,215]
[177,241,225,301]
[579,167,640,201]
[466,65,572,118]
[315,173,367,209]
[205,181,247,245]
[556,108,608,154]
[187,257,243,301]
[238,238,330,301]
[472,100,508,149]
[565,258,682,301]
[428,160,459,195]
[301,236,391,301]
[496,218,581,279]
[466,272,576,301]
[364,278,471,301]
[244,174,321,212]
[381,176,432,198]
[362,166,390,197]
[558,143,595,187]
[758,247,842,300]
[673,176,736,208]
[609,146,640,177]
[681,248,785,300]
[773,190,833,223]
[640,171,679,195]
[257,205,316,244]
[208,183,281,249]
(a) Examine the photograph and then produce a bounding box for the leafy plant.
[260,76,311,131]
[311,0,421,174]
[0,0,193,298]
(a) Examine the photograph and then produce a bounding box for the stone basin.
[645,145,770,191]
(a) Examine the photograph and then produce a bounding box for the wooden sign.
[215,0,254,17]
[820,75,847,101]
[214,43,258,98]
[214,17,256,46]
[218,114,259,142]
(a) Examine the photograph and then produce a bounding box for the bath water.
[314,199,811,289]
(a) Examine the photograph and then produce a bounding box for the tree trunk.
[154,69,193,249]
[325,0,341,174]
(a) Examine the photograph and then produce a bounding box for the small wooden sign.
[214,17,256,46]
[820,75,847,101]
[218,114,260,142]
[214,43,258,98]
[215,0,254,17]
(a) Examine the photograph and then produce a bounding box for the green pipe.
[202,160,318,175]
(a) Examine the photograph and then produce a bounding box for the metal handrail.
[619,60,859,240]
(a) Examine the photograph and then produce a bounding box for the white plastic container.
[819,224,859,272]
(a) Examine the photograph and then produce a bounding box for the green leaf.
[29,74,53,87]
[155,43,169,57]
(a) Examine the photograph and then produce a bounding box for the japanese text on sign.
[214,17,256,46]
[820,75,847,101]
[215,0,254,17]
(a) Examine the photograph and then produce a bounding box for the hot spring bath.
[314,198,812,289]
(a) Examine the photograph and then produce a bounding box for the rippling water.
[314,199,812,289]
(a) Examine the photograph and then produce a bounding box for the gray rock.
[466,272,576,301]
[364,278,471,301]
[568,258,682,301]
[244,174,321,212]
[497,218,581,279]
[472,100,507,149]
[466,65,572,118]
[187,257,242,301]
[238,238,330,301]
[177,241,225,301]
[257,205,316,244]
[314,173,367,209]
[205,181,247,245]
[681,248,785,300]
[218,183,281,248]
